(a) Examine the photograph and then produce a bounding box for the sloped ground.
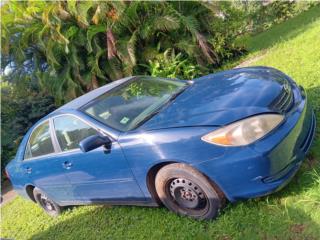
[1,6,320,240]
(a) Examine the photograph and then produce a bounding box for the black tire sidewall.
[155,163,223,220]
[33,187,62,217]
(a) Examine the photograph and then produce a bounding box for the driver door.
[51,114,144,203]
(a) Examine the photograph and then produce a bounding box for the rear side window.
[24,121,55,159]
[53,115,97,151]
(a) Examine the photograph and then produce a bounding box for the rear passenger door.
[21,120,73,202]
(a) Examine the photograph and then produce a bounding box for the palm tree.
[1,1,222,104]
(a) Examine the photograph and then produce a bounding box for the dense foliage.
[144,49,205,80]
[1,79,56,173]
[1,1,315,102]
[242,0,317,33]
[1,1,247,104]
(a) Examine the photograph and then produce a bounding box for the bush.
[243,1,317,33]
[1,82,56,175]
[142,49,206,80]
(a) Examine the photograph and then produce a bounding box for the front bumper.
[195,86,316,202]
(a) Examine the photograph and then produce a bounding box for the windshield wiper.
[132,84,191,129]
[133,107,163,129]
[167,84,190,103]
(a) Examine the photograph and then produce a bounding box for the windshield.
[81,77,188,131]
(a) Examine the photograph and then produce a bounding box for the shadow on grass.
[244,5,320,52]
[28,203,319,240]
[305,85,320,160]
[306,86,320,115]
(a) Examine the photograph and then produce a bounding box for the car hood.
[140,67,292,131]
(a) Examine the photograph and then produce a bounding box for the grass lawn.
[1,6,320,240]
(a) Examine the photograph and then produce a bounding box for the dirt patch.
[235,51,268,68]
[1,179,17,206]
[290,223,306,234]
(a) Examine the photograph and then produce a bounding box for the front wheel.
[33,187,63,217]
[155,163,225,220]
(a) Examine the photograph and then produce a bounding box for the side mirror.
[79,134,112,153]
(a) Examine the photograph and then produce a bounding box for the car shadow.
[28,201,319,239]
[306,86,320,115]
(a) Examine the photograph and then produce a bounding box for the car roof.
[51,76,135,115]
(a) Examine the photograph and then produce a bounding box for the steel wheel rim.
[168,178,208,210]
[40,194,56,212]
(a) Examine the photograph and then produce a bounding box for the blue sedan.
[5,66,316,219]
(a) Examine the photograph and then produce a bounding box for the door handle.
[62,161,73,169]
[26,167,32,174]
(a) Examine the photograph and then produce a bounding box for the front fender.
[119,127,226,199]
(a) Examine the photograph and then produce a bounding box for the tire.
[33,187,63,217]
[155,163,224,220]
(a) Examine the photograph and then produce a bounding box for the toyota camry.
[5,66,316,219]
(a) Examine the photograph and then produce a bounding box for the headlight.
[201,114,284,146]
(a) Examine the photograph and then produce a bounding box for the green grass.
[1,6,320,240]
[244,5,320,53]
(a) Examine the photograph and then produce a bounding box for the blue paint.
[6,66,316,206]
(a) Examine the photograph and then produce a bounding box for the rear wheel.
[33,187,62,217]
[155,163,224,220]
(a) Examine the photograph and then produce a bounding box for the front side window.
[53,115,97,151]
[81,77,188,131]
[24,121,55,159]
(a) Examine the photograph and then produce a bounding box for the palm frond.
[86,24,106,53]
[195,32,219,64]
[116,1,140,33]
[174,39,198,57]
[199,2,220,15]
[140,13,180,40]
[75,1,93,28]
[91,5,101,25]
[127,30,138,66]
[106,29,117,59]
[105,58,123,80]
[153,15,180,32]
